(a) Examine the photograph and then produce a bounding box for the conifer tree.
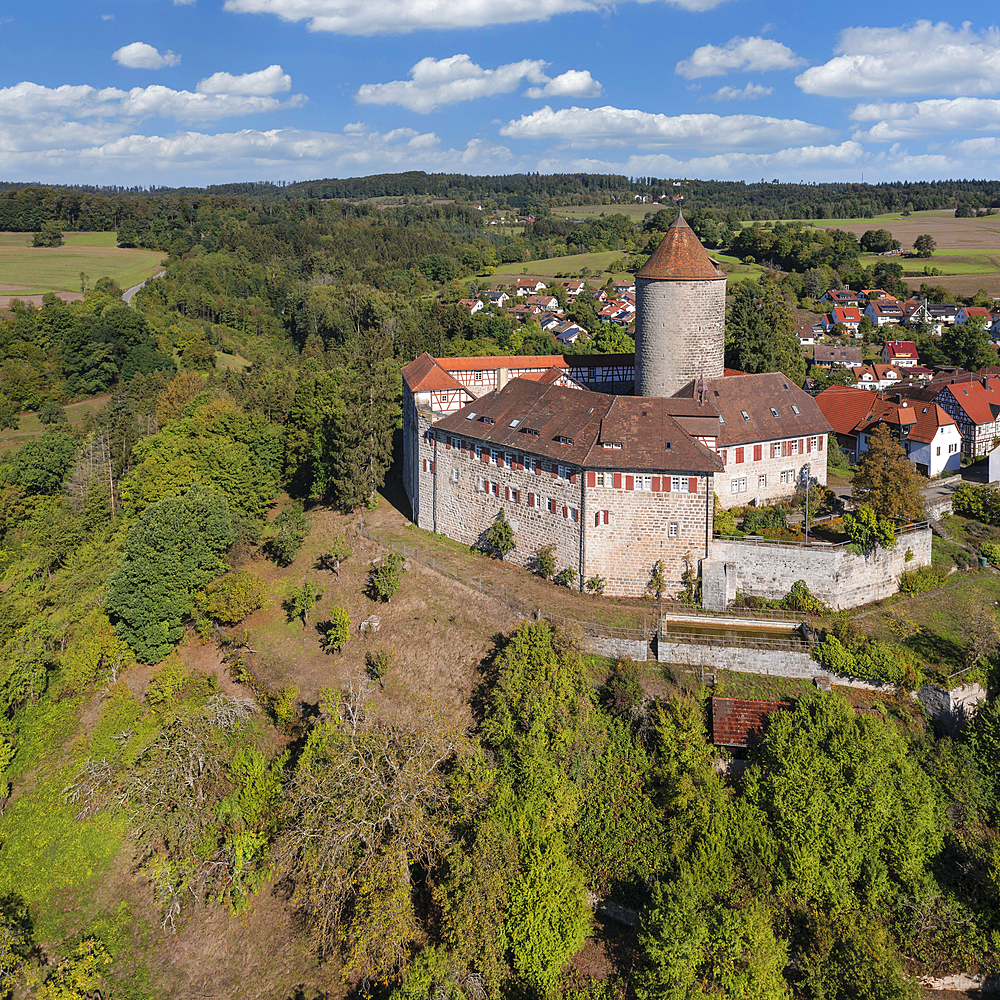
[725,273,806,384]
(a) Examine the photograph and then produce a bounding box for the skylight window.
[791,405,800,415]
[466,412,477,420]
[665,441,672,450]
[741,411,750,422]
[769,407,778,418]
[509,419,520,428]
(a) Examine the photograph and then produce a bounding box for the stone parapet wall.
[708,529,933,610]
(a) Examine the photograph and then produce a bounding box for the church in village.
[402,214,832,598]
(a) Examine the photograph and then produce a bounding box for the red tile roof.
[906,403,957,445]
[815,384,879,435]
[401,353,470,393]
[939,376,1000,425]
[712,697,790,746]
[635,212,727,282]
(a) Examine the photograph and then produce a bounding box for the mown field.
[0,395,109,457]
[494,250,631,280]
[0,231,163,295]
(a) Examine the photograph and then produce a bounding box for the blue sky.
[2,0,999,187]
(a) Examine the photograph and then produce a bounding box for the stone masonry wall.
[422,430,715,597]
[710,528,933,609]
[717,435,829,509]
[635,278,726,397]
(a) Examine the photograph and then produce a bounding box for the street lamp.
[800,463,812,543]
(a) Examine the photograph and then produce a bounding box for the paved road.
[122,270,165,305]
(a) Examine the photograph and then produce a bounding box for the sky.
[2,1,1000,188]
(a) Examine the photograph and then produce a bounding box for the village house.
[816,384,961,475]
[882,340,919,367]
[957,306,994,325]
[561,280,586,297]
[859,288,891,302]
[515,279,547,296]
[821,306,863,333]
[813,345,863,369]
[487,290,511,308]
[850,364,904,391]
[526,294,560,312]
[866,299,905,327]
[931,375,1000,457]
[821,289,860,306]
[458,298,484,315]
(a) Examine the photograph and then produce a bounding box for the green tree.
[4,432,77,495]
[324,606,351,652]
[941,317,995,371]
[726,274,806,383]
[369,551,405,602]
[860,229,900,253]
[0,394,18,432]
[106,484,235,662]
[534,544,556,579]
[852,423,925,521]
[196,570,267,625]
[266,503,309,566]
[744,692,941,909]
[31,221,64,248]
[286,579,321,627]
[844,505,897,554]
[484,508,515,560]
[37,401,67,425]
[912,234,936,257]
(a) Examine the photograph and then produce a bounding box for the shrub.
[954,483,1000,524]
[554,566,577,588]
[196,570,267,625]
[366,645,396,688]
[146,653,191,706]
[484,509,515,560]
[741,504,787,535]
[981,540,1000,566]
[602,658,643,717]
[323,607,350,653]
[535,545,556,579]
[898,564,947,595]
[585,574,606,595]
[368,551,405,602]
[317,533,352,574]
[782,580,826,613]
[844,505,896,554]
[266,503,310,566]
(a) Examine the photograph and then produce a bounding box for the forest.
[1,171,1000,999]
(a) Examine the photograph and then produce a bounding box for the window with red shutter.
[688,477,697,493]
[652,476,661,491]
[818,437,824,451]
[613,473,622,489]
[422,459,427,472]
[753,445,762,461]
[664,476,671,491]
[625,475,634,490]
[736,447,744,464]
[586,471,595,487]
[800,439,805,454]
[603,509,609,525]
[430,462,435,474]
[572,508,578,522]
[563,506,568,518]
[528,492,535,507]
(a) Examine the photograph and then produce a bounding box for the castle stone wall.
[635,277,726,397]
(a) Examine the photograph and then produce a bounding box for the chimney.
[497,367,509,390]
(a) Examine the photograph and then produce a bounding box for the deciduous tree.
[851,423,925,521]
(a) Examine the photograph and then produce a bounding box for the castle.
[402,214,832,598]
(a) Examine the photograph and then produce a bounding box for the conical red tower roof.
[635,212,726,281]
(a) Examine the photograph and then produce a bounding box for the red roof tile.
[815,384,879,435]
[401,353,470,393]
[636,212,727,282]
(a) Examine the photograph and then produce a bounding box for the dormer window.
[482,416,495,425]
[602,441,622,449]
[557,435,573,446]
[522,427,539,437]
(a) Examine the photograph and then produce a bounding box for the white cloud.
[0,80,305,123]
[113,42,181,70]
[197,64,292,96]
[851,97,1000,141]
[222,0,731,36]
[797,21,1000,97]
[174,0,196,5]
[675,36,804,79]
[101,14,115,20]
[708,82,772,101]
[356,55,601,112]
[499,105,832,150]
[0,123,515,186]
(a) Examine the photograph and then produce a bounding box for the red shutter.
[446,437,451,450]
[528,492,535,506]
[818,436,824,451]
[736,447,744,464]
[688,477,697,493]
[625,475,634,490]
[652,476,661,491]
[572,508,578,522]
[603,509,609,525]
[807,437,812,453]
[782,441,789,457]
[430,462,435,474]
[613,473,622,489]
[570,472,577,484]
[484,479,489,492]
[664,476,671,492]
[497,454,504,468]
[754,445,762,461]
[505,486,510,500]
[721,449,727,464]
[563,506,568,519]
[482,450,489,464]
[800,439,805,454]
[550,498,557,514]
[586,471,596,487]
[422,459,427,472]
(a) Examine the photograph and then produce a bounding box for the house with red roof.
[882,341,919,367]
[820,289,859,306]
[515,279,546,296]
[526,294,560,312]
[457,298,483,315]
[956,306,994,325]
[561,280,585,297]
[866,299,905,327]
[816,384,961,474]
[850,364,903,391]
[932,374,1000,457]
[821,306,863,333]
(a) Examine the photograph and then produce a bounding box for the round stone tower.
[633,211,727,397]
